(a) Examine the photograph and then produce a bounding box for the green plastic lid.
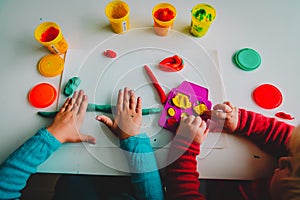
[234,48,261,71]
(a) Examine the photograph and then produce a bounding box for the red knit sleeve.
[166,135,205,200]
[235,108,294,157]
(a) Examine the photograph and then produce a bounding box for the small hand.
[176,115,208,145]
[47,90,96,144]
[96,88,142,140]
[203,101,239,133]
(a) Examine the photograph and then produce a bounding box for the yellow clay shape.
[168,107,176,117]
[172,93,192,109]
[193,103,208,115]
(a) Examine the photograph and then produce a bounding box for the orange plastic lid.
[28,83,57,108]
[253,84,282,109]
[38,54,64,77]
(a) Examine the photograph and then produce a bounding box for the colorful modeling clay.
[158,81,212,132]
[166,117,179,129]
[103,50,117,58]
[37,104,161,118]
[154,8,175,22]
[193,8,213,22]
[193,103,208,115]
[172,93,192,109]
[275,112,295,120]
[64,77,81,96]
[144,65,167,104]
[159,55,184,72]
[111,4,128,19]
[167,107,176,117]
[40,26,59,42]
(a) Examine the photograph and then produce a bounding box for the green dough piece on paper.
[64,77,81,96]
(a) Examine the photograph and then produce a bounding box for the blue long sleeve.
[120,133,164,200]
[0,128,61,199]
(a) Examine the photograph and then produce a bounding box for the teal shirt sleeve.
[0,128,62,199]
[120,133,164,200]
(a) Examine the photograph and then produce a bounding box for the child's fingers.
[79,133,96,145]
[206,110,227,120]
[73,90,84,114]
[213,103,232,113]
[78,94,88,117]
[129,90,136,110]
[199,120,207,132]
[136,97,142,114]
[66,97,76,111]
[116,89,123,111]
[192,116,201,126]
[96,115,113,130]
[123,87,130,109]
[223,101,234,109]
[60,98,70,113]
[180,115,188,123]
[185,115,195,124]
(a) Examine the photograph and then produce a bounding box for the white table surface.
[0,0,299,180]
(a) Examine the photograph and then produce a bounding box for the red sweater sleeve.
[235,109,294,157]
[166,135,205,200]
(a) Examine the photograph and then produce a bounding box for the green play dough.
[64,77,81,96]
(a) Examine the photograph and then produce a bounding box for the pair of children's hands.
[176,102,239,144]
[47,88,239,145]
[47,88,142,144]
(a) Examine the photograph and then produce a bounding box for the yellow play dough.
[167,107,176,117]
[193,103,208,115]
[172,93,192,109]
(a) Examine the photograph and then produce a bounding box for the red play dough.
[253,84,282,109]
[103,50,117,58]
[275,112,294,120]
[154,8,175,21]
[159,55,184,72]
[40,27,59,42]
[167,117,179,129]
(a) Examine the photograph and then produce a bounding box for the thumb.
[96,115,113,129]
[80,133,96,144]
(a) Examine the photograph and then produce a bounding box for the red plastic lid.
[28,83,57,108]
[253,84,282,109]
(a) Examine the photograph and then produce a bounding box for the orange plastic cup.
[105,1,130,34]
[152,3,177,36]
[34,22,68,54]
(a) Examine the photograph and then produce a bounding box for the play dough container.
[105,1,130,34]
[152,3,177,36]
[28,83,57,108]
[190,4,216,37]
[34,22,68,54]
[233,48,261,71]
[38,54,64,77]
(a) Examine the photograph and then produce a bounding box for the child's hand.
[96,88,142,140]
[176,115,208,145]
[204,101,239,133]
[47,90,96,144]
